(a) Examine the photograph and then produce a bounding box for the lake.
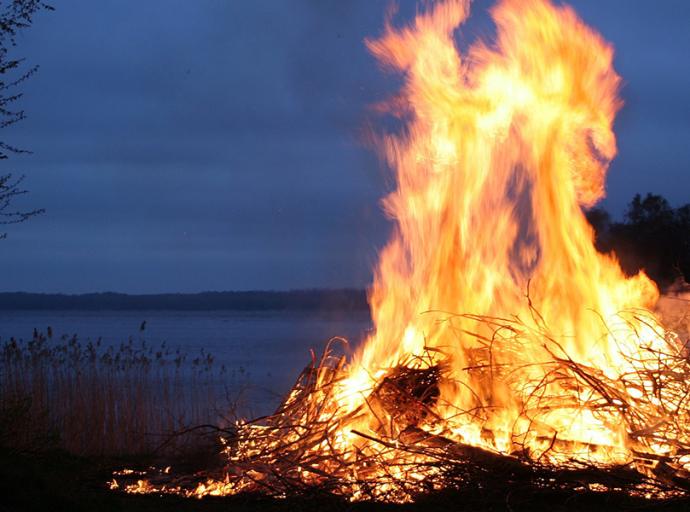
[0,309,373,416]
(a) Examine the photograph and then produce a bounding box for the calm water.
[0,309,373,414]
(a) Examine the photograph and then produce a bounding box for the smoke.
[655,279,690,346]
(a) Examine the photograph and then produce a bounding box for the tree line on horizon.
[0,289,370,311]
[586,193,690,289]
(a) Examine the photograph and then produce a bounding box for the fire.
[352,0,661,459]
[340,0,672,465]
[118,0,690,501]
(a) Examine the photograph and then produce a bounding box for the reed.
[0,330,246,457]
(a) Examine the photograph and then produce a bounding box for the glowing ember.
[117,0,690,502]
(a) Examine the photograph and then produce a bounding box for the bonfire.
[113,0,690,502]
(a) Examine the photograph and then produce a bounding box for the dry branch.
[114,313,690,503]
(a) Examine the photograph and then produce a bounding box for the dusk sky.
[0,0,688,294]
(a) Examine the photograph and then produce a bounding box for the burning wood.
[115,312,690,501]
[114,0,690,503]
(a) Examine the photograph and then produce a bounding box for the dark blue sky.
[0,0,688,294]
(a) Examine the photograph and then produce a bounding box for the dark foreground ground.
[2,450,690,512]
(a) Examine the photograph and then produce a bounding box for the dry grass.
[0,330,246,456]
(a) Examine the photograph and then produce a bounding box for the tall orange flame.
[344,0,663,460]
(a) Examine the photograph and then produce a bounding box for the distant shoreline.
[0,289,369,311]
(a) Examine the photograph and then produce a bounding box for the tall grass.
[0,331,248,457]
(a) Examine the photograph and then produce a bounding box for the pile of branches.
[113,311,690,504]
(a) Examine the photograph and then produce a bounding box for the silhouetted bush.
[586,193,690,288]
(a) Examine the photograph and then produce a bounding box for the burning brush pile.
[117,313,690,502]
[113,0,690,504]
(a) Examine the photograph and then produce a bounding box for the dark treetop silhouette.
[0,0,52,237]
